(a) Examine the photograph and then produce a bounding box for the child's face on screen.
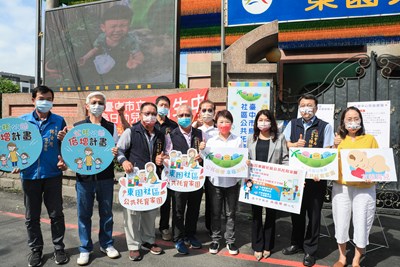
[101,19,130,42]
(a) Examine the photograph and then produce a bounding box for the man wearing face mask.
[117,102,166,261]
[18,85,69,267]
[282,94,334,267]
[154,96,178,241]
[164,104,205,254]
[73,92,120,265]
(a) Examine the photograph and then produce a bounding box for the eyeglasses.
[91,101,104,105]
[141,112,157,116]
[201,108,213,113]
[177,113,191,118]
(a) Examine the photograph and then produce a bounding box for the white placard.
[347,101,390,148]
[289,148,339,180]
[203,147,248,178]
[239,161,306,214]
[340,148,397,182]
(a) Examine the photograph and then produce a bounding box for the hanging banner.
[289,148,339,180]
[347,101,390,148]
[162,149,205,192]
[103,88,208,134]
[62,124,115,175]
[239,161,306,214]
[118,163,168,211]
[340,148,397,182]
[227,0,400,27]
[227,81,271,147]
[203,147,248,178]
[0,118,43,172]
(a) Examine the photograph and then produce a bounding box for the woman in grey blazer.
[246,109,289,261]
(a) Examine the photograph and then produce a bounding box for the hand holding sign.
[57,126,68,141]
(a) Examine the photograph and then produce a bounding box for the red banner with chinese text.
[103,88,208,134]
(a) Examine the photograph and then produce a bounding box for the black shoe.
[282,245,303,255]
[209,242,219,254]
[226,243,239,255]
[54,249,69,265]
[28,249,43,267]
[303,254,316,267]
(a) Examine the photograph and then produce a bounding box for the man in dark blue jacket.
[74,92,120,265]
[18,85,69,267]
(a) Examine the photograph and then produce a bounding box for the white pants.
[332,183,376,249]
[123,208,158,250]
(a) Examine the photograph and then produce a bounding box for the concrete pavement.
[0,188,399,267]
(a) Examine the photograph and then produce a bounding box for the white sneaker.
[77,252,90,266]
[100,246,120,259]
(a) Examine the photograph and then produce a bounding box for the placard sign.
[162,149,205,192]
[239,161,306,214]
[340,148,397,182]
[289,148,339,180]
[0,118,43,172]
[118,163,168,211]
[62,123,115,175]
[203,147,248,178]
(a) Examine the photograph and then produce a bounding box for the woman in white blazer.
[246,109,289,261]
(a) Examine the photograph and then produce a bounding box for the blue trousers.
[76,178,114,252]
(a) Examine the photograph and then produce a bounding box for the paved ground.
[0,188,398,267]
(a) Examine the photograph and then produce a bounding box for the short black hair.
[155,96,171,106]
[102,4,133,23]
[215,110,233,123]
[297,94,318,106]
[32,85,54,100]
[140,102,157,112]
[253,109,278,142]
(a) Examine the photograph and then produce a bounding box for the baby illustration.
[347,150,390,178]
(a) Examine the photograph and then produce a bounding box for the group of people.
[15,86,379,267]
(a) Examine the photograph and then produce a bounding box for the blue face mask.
[178,117,191,128]
[36,100,53,113]
[158,107,169,117]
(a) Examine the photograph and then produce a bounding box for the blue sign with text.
[227,0,400,26]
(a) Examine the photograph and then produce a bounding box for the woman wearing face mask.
[195,100,219,140]
[332,106,378,267]
[247,109,289,261]
[199,110,242,255]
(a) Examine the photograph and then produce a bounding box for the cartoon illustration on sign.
[162,149,205,192]
[205,152,244,168]
[83,147,95,170]
[7,142,20,167]
[237,89,262,102]
[118,163,167,211]
[74,157,83,170]
[20,152,30,165]
[0,154,9,168]
[291,149,337,168]
[347,150,390,179]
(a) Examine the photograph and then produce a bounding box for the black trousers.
[251,205,276,252]
[172,188,203,242]
[22,176,65,251]
[204,176,211,231]
[159,188,173,232]
[290,179,327,256]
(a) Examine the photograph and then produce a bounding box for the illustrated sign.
[62,123,115,175]
[162,149,205,192]
[118,163,168,211]
[203,147,248,178]
[103,88,208,134]
[227,0,400,27]
[239,161,306,214]
[348,101,390,148]
[340,148,397,182]
[227,81,271,147]
[289,148,338,180]
[0,118,43,172]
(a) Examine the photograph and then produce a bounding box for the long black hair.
[337,106,365,139]
[253,109,278,142]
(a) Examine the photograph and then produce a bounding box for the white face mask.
[258,122,271,131]
[202,112,214,123]
[143,115,157,125]
[36,100,53,113]
[345,121,361,130]
[299,107,314,116]
[89,104,105,117]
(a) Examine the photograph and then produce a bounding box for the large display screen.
[44,0,178,91]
